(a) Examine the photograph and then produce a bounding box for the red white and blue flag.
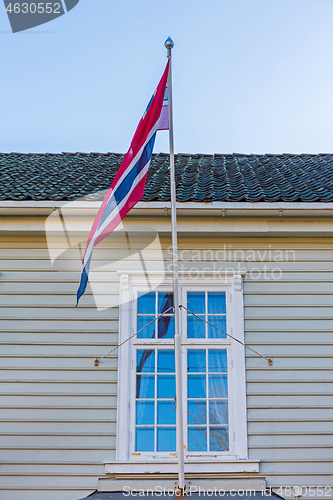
[157,87,169,130]
[76,61,170,306]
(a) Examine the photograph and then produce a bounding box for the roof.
[1,152,333,202]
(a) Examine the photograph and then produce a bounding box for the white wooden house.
[0,153,333,500]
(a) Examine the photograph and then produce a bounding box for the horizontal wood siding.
[0,236,118,500]
[1,234,333,498]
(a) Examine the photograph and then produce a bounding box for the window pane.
[158,315,174,339]
[136,401,154,425]
[136,375,155,399]
[158,292,174,314]
[157,401,176,424]
[208,292,226,314]
[209,401,228,425]
[135,427,154,452]
[209,427,229,451]
[157,350,175,373]
[137,316,155,339]
[136,350,155,373]
[188,427,207,452]
[208,316,226,338]
[187,292,205,314]
[157,427,176,451]
[157,375,176,398]
[209,374,228,399]
[188,401,207,425]
[138,292,155,314]
[187,316,205,338]
[187,350,206,373]
[208,350,228,372]
[188,374,206,398]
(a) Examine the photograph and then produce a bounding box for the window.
[133,290,230,455]
[187,291,226,339]
[137,291,174,340]
[135,347,176,452]
[187,347,229,452]
[134,291,176,453]
[117,273,248,465]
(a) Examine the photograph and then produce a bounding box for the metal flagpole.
[165,37,185,492]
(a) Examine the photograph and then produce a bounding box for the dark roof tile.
[1,152,333,202]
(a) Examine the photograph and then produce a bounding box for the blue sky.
[1,0,333,154]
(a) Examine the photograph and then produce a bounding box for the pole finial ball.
[165,37,174,50]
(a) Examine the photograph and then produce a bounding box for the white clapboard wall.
[0,234,333,500]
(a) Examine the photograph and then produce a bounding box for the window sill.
[104,460,260,474]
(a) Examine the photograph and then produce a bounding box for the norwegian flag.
[76,61,169,306]
[157,87,169,130]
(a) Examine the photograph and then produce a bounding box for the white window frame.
[116,272,247,464]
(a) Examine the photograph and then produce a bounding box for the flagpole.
[165,37,185,493]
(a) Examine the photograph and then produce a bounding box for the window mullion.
[182,296,188,452]
[154,349,157,452]
[206,347,209,451]
[205,291,208,339]
[155,291,158,339]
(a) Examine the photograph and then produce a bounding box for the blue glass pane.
[136,375,155,399]
[136,350,155,373]
[187,350,206,373]
[209,427,229,451]
[138,292,155,314]
[157,427,176,451]
[158,315,174,339]
[137,316,155,339]
[158,292,174,314]
[136,401,154,425]
[209,374,228,399]
[157,375,176,398]
[188,374,206,398]
[208,316,226,338]
[157,350,175,373]
[187,292,205,314]
[208,292,226,314]
[188,427,207,451]
[187,316,205,338]
[157,401,176,424]
[208,350,228,373]
[209,401,228,424]
[188,401,207,425]
[135,427,154,452]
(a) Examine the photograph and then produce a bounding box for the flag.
[76,61,170,306]
[157,87,169,130]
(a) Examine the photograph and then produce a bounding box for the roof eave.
[1,200,333,218]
